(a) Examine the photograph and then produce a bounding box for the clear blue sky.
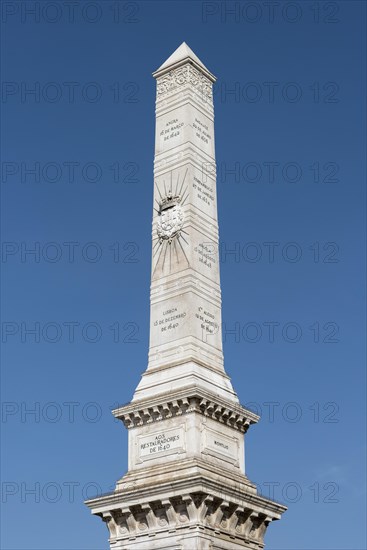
[1,1,366,549]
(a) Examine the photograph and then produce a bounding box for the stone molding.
[97,491,278,548]
[113,393,259,434]
[154,147,217,179]
[155,90,215,121]
[150,273,222,307]
[147,340,224,372]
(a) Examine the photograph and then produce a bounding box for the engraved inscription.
[214,440,229,450]
[153,307,186,332]
[160,118,184,142]
[194,242,217,269]
[139,428,184,458]
[195,306,219,336]
[205,429,237,461]
[193,175,214,207]
[193,117,212,144]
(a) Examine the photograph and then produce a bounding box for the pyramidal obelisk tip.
[153,42,215,81]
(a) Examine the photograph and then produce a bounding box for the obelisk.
[86,43,286,550]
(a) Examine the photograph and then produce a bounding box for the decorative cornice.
[92,491,284,548]
[112,392,259,434]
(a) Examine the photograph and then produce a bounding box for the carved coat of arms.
[157,194,184,243]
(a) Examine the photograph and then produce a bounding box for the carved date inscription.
[193,175,214,207]
[160,118,184,142]
[139,428,184,458]
[153,307,186,333]
[195,306,219,336]
[193,117,212,144]
[194,242,217,269]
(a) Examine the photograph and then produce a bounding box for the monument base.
[86,461,285,550]
[86,392,286,549]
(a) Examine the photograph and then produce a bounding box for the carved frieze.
[156,64,213,101]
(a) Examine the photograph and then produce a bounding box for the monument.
[85,43,286,549]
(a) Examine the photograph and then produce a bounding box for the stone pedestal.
[85,43,286,549]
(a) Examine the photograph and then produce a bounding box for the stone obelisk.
[86,43,286,549]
